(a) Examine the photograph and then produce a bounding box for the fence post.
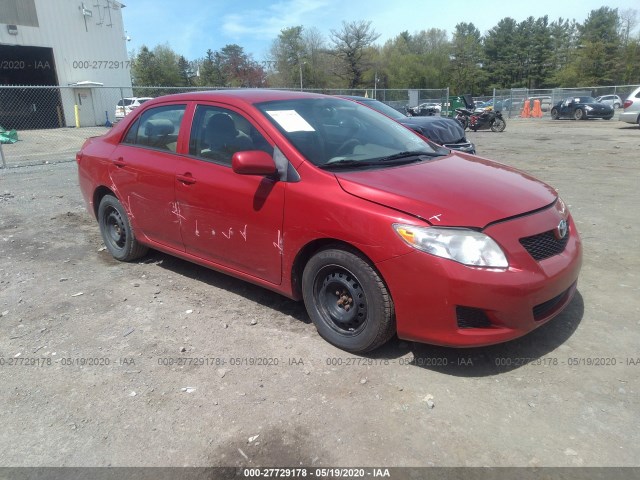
[0,141,6,169]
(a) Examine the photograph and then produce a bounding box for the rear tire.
[574,108,585,120]
[302,248,395,353]
[490,118,506,132]
[98,194,148,262]
[551,108,559,120]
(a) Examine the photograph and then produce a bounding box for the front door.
[174,104,285,284]
[75,88,96,126]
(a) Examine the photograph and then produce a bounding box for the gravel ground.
[0,117,639,468]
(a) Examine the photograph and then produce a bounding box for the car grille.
[456,306,491,329]
[519,230,569,261]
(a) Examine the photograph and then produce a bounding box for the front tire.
[551,108,560,120]
[302,248,395,353]
[98,194,148,262]
[574,108,585,120]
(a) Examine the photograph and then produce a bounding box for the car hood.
[399,117,466,144]
[335,153,557,228]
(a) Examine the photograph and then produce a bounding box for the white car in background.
[619,87,640,127]
[114,97,153,120]
[595,94,623,109]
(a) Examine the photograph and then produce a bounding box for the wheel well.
[290,239,373,300]
[93,186,116,218]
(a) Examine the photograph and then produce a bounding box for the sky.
[121,0,640,62]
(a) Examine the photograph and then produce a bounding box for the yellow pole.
[74,104,80,128]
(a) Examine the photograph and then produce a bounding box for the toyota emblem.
[555,219,568,239]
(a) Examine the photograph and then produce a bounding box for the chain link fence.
[481,85,640,118]
[1,84,638,168]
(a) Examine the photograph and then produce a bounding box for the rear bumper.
[619,111,639,124]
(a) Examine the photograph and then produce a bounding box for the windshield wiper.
[378,150,443,162]
[318,150,443,170]
[318,159,381,169]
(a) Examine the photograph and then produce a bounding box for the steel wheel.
[315,266,368,335]
[98,195,148,262]
[302,248,395,352]
[551,108,560,120]
[574,108,585,120]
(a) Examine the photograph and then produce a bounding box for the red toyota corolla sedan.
[77,90,582,353]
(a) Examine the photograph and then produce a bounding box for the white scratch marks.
[211,229,216,236]
[171,201,186,226]
[429,214,442,222]
[222,228,233,239]
[239,224,247,241]
[273,230,283,254]
[195,220,200,237]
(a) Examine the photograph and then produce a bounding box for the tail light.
[76,152,83,164]
[623,99,633,109]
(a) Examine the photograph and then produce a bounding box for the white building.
[0,0,132,127]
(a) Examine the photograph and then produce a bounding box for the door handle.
[177,173,196,185]
[113,157,126,168]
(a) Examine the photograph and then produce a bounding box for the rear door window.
[122,104,186,152]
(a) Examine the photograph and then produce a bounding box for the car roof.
[144,89,329,108]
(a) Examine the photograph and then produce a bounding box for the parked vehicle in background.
[527,96,553,112]
[473,100,486,110]
[455,107,506,132]
[115,97,153,120]
[407,102,441,116]
[619,86,640,127]
[341,95,475,153]
[594,94,623,109]
[550,96,614,120]
[77,89,581,352]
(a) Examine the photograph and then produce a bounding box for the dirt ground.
[0,116,639,469]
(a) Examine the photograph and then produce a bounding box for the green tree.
[575,7,623,85]
[269,26,305,87]
[448,23,484,94]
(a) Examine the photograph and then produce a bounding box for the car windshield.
[578,96,596,103]
[256,98,442,169]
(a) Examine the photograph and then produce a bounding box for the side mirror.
[232,150,277,176]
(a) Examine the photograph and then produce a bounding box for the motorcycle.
[455,107,506,132]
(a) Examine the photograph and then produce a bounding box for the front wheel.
[490,117,506,132]
[603,115,613,120]
[302,248,395,353]
[551,108,560,120]
[574,108,585,120]
[456,116,469,130]
[98,194,148,262]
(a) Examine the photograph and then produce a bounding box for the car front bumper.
[375,205,582,347]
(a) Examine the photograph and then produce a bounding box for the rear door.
[108,103,187,251]
[173,103,285,284]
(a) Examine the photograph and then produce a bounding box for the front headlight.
[393,224,509,268]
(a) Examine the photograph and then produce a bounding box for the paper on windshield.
[266,110,315,132]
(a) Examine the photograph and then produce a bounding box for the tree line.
[130,6,640,95]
